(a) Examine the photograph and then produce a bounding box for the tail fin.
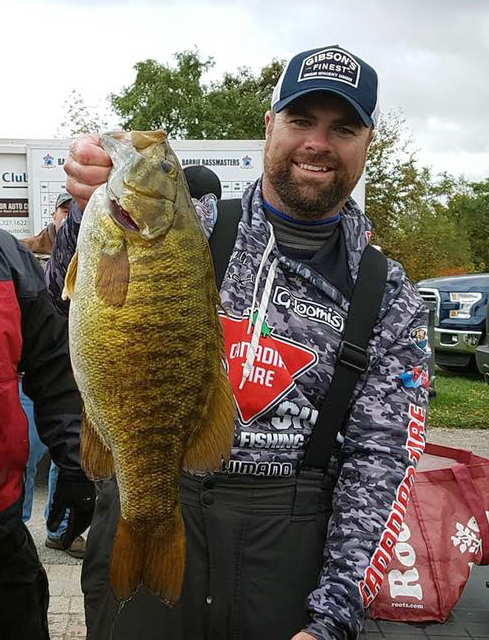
[142,506,186,606]
[110,517,144,600]
[110,507,186,606]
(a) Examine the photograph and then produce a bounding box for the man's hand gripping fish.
[63,130,235,605]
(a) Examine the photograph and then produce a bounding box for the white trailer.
[0,138,365,240]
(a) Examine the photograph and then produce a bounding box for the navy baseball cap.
[271,45,379,127]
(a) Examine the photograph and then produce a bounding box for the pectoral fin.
[62,250,78,300]
[95,243,130,307]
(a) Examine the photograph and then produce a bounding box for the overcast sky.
[1,0,487,181]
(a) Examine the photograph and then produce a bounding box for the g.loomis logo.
[273,286,344,333]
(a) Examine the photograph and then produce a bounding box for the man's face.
[262,92,373,220]
[52,203,70,232]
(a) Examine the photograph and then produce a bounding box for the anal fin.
[183,370,235,471]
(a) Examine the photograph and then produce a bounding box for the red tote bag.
[370,442,489,623]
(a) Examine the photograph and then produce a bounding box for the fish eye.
[160,161,173,173]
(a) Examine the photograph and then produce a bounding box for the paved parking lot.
[27,428,489,639]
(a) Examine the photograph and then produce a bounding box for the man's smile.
[294,161,336,176]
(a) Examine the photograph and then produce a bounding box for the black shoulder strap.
[301,244,388,471]
[208,199,242,289]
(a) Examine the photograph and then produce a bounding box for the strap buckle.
[337,340,369,373]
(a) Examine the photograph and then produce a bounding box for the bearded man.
[47,45,429,640]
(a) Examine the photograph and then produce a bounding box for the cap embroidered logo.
[298,47,360,88]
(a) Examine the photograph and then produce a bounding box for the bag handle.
[424,442,473,464]
[452,463,489,565]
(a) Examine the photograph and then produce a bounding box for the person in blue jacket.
[21,192,86,558]
[20,385,85,558]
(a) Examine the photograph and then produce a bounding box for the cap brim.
[56,195,72,208]
[273,88,374,127]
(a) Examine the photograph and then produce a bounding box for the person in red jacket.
[0,228,95,639]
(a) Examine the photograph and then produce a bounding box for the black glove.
[47,468,96,549]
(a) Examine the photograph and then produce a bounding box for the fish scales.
[64,130,235,604]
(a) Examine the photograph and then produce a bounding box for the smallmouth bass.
[64,130,235,605]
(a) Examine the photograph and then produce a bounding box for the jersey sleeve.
[304,285,430,640]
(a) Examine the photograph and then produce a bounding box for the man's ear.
[265,110,274,138]
[367,127,376,148]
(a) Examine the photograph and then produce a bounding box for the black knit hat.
[184,165,222,200]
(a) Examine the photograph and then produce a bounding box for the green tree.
[390,203,475,281]
[202,59,285,139]
[365,110,418,234]
[109,51,214,137]
[446,179,489,271]
[365,111,475,281]
[56,90,112,137]
[109,49,285,139]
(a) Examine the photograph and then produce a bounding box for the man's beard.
[264,152,354,220]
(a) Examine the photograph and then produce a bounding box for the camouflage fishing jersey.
[46,179,430,640]
[196,181,429,640]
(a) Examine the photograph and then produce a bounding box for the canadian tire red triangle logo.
[220,313,318,425]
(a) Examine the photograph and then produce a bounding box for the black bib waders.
[82,471,332,640]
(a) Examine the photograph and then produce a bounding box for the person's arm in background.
[7,232,95,547]
[45,134,112,315]
[45,201,83,316]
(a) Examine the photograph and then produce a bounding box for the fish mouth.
[108,198,140,233]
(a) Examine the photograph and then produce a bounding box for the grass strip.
[428,370,489,429]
